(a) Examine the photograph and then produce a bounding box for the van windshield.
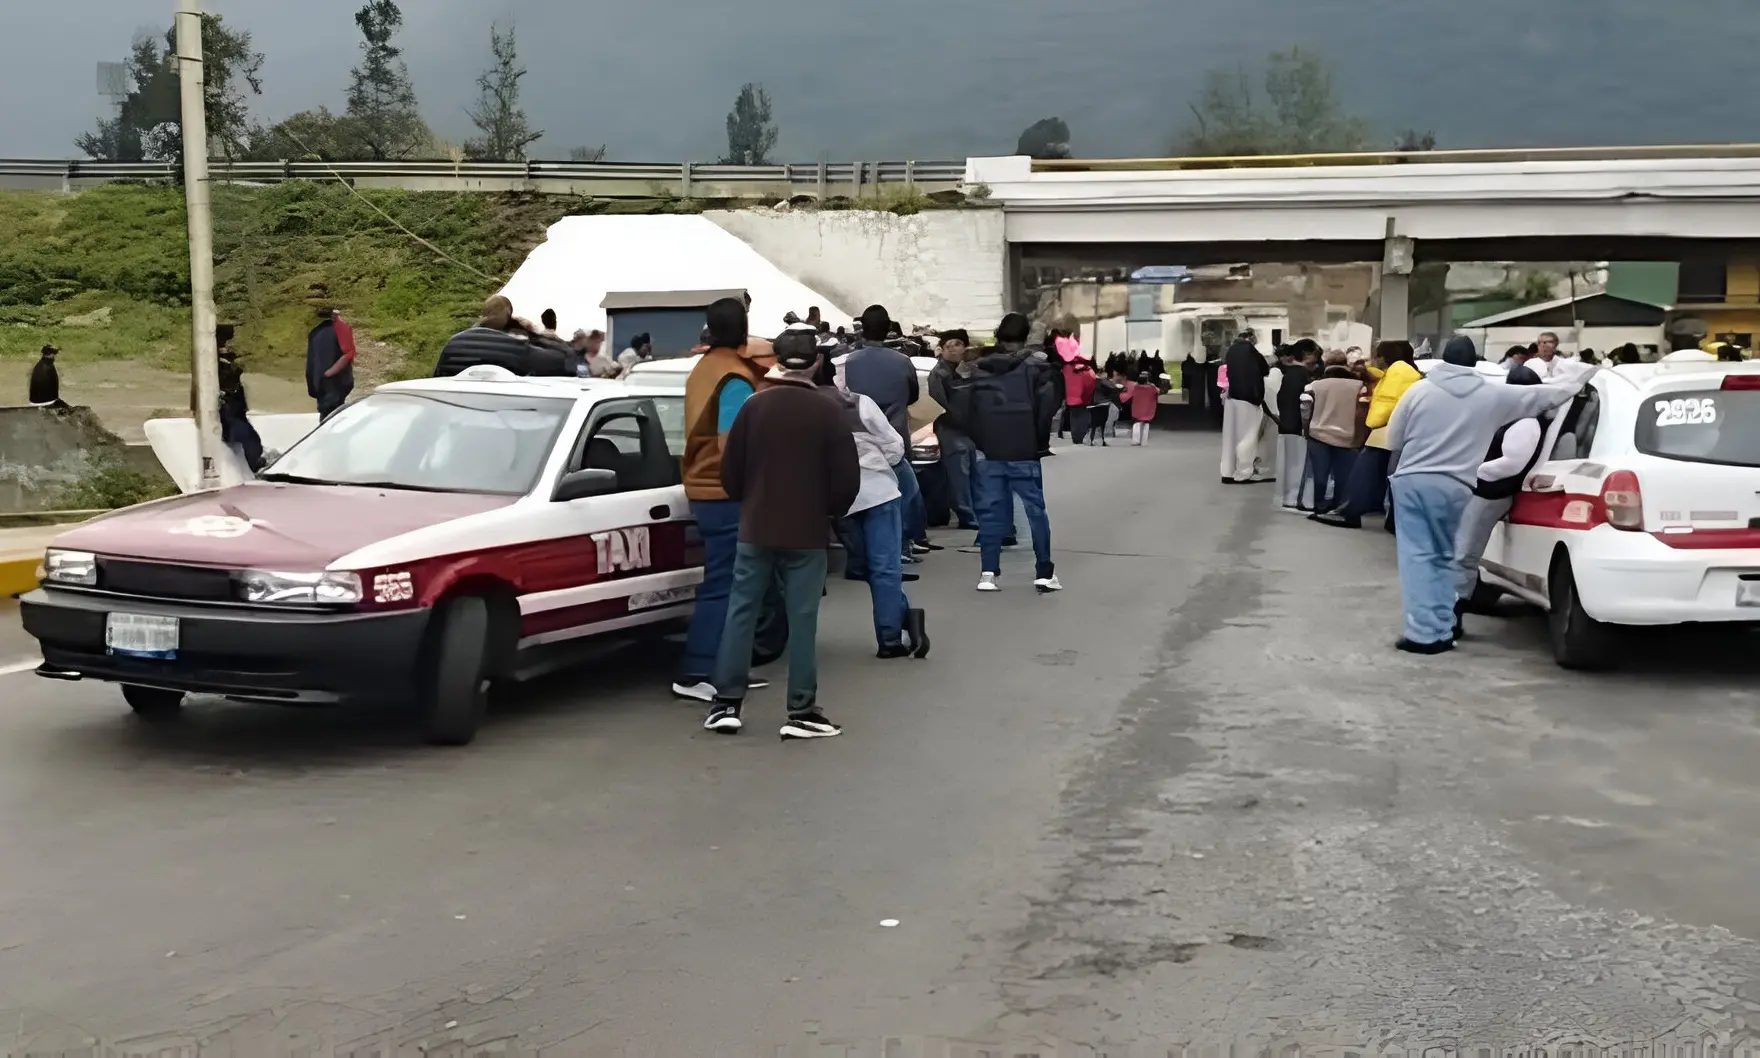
[1633,389,1760,468]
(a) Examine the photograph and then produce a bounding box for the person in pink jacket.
[1120,372,1160,445]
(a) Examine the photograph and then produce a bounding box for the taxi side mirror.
[553,468,619,502]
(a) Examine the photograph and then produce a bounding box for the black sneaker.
[703,702,743,733]
[915,541,944,552]
[779,712,842,740]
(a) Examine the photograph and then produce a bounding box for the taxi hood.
[51,483,516,569]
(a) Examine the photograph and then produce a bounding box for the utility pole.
[176,0,224,491]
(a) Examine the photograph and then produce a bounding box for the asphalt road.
[3,435,1759,1057]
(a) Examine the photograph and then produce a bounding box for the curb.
[0,555,40,599]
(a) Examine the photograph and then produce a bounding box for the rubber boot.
[905,608,930,659]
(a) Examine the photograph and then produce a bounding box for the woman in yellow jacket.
[1314,340,1421,530]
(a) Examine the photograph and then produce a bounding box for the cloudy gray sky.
[2,0,1754,161]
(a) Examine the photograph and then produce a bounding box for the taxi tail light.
[1722,374,1760,390]
[1600,470,1644,531]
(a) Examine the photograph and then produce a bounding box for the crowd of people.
[671,300,1084,741]
[1217,328,1591,655]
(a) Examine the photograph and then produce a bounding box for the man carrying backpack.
[946,313,1063,594]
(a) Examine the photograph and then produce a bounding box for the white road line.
[0,658,41,677]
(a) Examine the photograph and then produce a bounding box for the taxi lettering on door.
[592,526,651,574]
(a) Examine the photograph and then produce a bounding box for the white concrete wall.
[705,208,1007,334]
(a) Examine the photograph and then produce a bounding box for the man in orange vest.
[673,297,779,702]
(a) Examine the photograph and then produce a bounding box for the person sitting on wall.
[29,345,63,408]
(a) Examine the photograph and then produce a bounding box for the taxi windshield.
[265,391,572,494]
[1633,387,1760,468]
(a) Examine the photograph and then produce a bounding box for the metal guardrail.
[0,157,969,196]
[1034,143,1760,172]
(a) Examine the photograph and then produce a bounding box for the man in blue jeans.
[704,329,861,739]
[946,313,1063,594]
[1385,335,1585,653]
[842,305,931,559]
[674,297,776,702]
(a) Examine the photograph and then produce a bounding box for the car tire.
[1466,574,1504,613]
[419,595,491,746]
[1548,553,1618,671]
[122,685,184,720]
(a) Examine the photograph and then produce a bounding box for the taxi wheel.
[1547,554,1617,671]
[419,596,490,746]
[122,685,184,721]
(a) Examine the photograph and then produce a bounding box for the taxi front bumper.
[20,589,430,704]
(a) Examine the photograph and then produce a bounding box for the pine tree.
[344,0,427,160]
[76,18,262,162]
[464,24,543,161]
[721,83,778,166]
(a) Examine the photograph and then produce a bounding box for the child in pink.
[1121,372,1160,445]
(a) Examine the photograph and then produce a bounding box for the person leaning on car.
[432,295,571,378]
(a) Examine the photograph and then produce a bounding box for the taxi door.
[1482,380,1605,604]
[522,395,697,645]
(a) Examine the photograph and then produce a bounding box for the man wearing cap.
[702,327,860,740]
[1384,335,1586,654]
[675,299,776,703]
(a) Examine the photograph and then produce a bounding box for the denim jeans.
[975,459,1053,579]
[847,498,910,646]
[1390,473,1474,645]
[941,437,978,529]
[893,460,926,544]
[972,452,1020,541]
[710,543,829,716]
[680,499,740,680]
[1306,440,1358,512]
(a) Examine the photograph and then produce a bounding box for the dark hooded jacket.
[1274,359,1312,434]
[946,347,1059,462]
[433,326,570,378]
[29,356,59,405]
[1223,338,1269,406]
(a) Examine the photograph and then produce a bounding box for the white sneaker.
[976,572,1000,592]
[1033,575,1064,594]
[672,679,768,702]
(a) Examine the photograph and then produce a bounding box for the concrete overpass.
[967,148,1760,339]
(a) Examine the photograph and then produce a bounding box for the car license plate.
[1739,580,1760,608]
[105,613,179,660]
[628,586,697,612]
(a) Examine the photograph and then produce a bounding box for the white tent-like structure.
[497,215,854,340]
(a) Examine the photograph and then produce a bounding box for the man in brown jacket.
[1301,353,1368,515]
[704,328,861,741]
[674,297,776,702]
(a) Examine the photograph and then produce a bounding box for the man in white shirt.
[615,333,652,379]
[1452,362,1547,633]
[1529,332,1563,379]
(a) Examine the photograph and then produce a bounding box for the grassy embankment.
[0,182,589,389]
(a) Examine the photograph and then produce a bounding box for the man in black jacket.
[1271,344,1313,510]
[1220,330,1274,484]
[946,313,1063,595]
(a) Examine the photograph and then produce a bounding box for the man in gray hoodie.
[1384,335,1587,654]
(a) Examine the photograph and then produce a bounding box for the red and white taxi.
[1474,353,1760,668]
[21,366,701,744]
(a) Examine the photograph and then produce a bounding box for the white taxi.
[22,367,702,745]
[1474,353,1760,668]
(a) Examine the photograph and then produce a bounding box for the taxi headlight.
[239,570,363,605]
[41,549,97,586]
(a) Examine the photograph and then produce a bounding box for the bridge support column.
[1379,234,1415,342]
